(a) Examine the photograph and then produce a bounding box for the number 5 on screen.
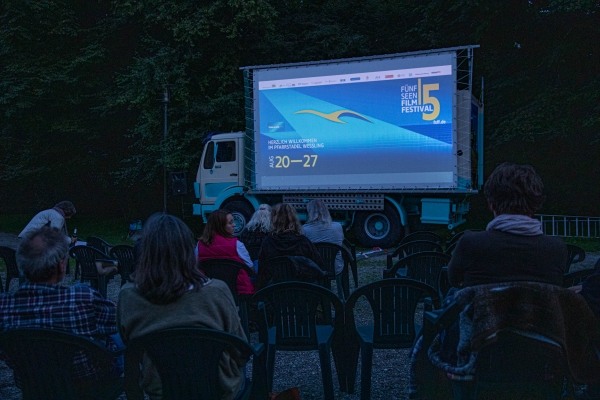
[419,78,440,121]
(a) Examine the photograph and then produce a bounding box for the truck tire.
[354,206,404,249]
[222,201,254,236]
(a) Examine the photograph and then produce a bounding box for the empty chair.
[0,246,21,292]
[199,258,255,338]
[383,251,451,296]
[399,231,444,246]
[109,245,135,286]
[124,328,267,400]
[86,236,113,255]
[0,328,124,400]
[345,278,441,399]
[566,244,586,271]
[314,242,355,299]
[386,240,444,270]
[69,246,117,297]
[253,281,344,399]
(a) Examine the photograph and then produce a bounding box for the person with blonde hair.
[238,204,272,247]
[257,203,323,269]
[302,199,345,274]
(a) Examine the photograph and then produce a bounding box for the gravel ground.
[0,231,599,399]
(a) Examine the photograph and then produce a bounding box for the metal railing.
[536,214,600,238]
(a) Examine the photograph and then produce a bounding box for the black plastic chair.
[124,327,267,400]
[86,236,113,255]
[399,231,444,246]
[423,302,569,400]
[444,241,458,256]
[314,242,356,299]
[383,251,451,296]
[109,245,135,286]
[563,268,598,288]
[199,258,255,338]
[256,255,326,289]
[69,246,116,298]
[386,240,444,270]
[566,244,586,271]
[343,238,359,288]
[345,278,441,399]
[253,281,344,399]
[0,328,124,400]
[0,246,21,292]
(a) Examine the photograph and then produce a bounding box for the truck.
[193,45,484,248]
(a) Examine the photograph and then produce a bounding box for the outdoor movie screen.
[252,52,457,191]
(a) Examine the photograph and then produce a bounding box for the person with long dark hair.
[197,209,255,294]
[117,213,246,400]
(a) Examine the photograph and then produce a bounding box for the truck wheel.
[222,201,254,236]
[354,206,403,249]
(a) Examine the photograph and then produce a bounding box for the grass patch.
[564,237,600,252]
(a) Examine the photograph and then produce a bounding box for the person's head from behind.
[199,209,235,246]
[271,203,301,235]
[17,226,69,284]
[55,201,76,218]
[245,204,272,233]
[484,162,545,217]
[306,199,332,225]
[136,213,208,304]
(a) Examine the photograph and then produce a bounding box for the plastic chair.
[86,236,113,255]
[343,238,359,288]
[199,258,255,338]
[256,255,326,289]
[314,242,356,299]
[423,302,569,400]
[124,328,267,400]
[0,328,124,400]
[563,268,597,288]
[109,245,135,286]
[566,244,586,271]
[69,246,116,298]
[0,246,21,292]
[252,282,344,399]
[345,278,441,399]
[399,231,444,246]
[383,251,451,296]
[386,240,444,270]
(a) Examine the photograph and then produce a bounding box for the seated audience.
[117,213,247,400]
[19,201,77,246]
[302,199,344,274]
[0,226,122,399]
[238,204,272,248]
[197,209,255,294]
[448,162,568,288]
[258,203,324,269]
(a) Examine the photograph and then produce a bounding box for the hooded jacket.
[258,232,324,270]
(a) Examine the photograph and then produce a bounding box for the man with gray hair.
[19,200,77,246]
[0,226,122,399]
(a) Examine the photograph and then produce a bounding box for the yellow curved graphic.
[293,109,372,124]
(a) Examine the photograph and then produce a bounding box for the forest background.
[1,0,598,225]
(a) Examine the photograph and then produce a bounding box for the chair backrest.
[400,231,444,246]
[384,251,451,295]
[346,278,440,348]
[386,240,444,269]
[0,328,121,400]
[314,242,354,278]
[257,256,326,289]
[86,236,113,255]
[252,282,344,350]
[0,246,20,278]
[109,245,135,283]
[444,241,458,256]
[69,245,110,280]
[566,244,586,270]
[199,258,249,302]
[125,328,267,400]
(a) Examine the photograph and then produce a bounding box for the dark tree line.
[1,0,598,217]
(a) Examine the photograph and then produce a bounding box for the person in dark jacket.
[238,204,272,248]
[258,203,324,270]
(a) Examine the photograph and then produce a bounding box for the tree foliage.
[1,0,598,215]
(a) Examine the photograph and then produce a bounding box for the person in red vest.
[197,210,255,295]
